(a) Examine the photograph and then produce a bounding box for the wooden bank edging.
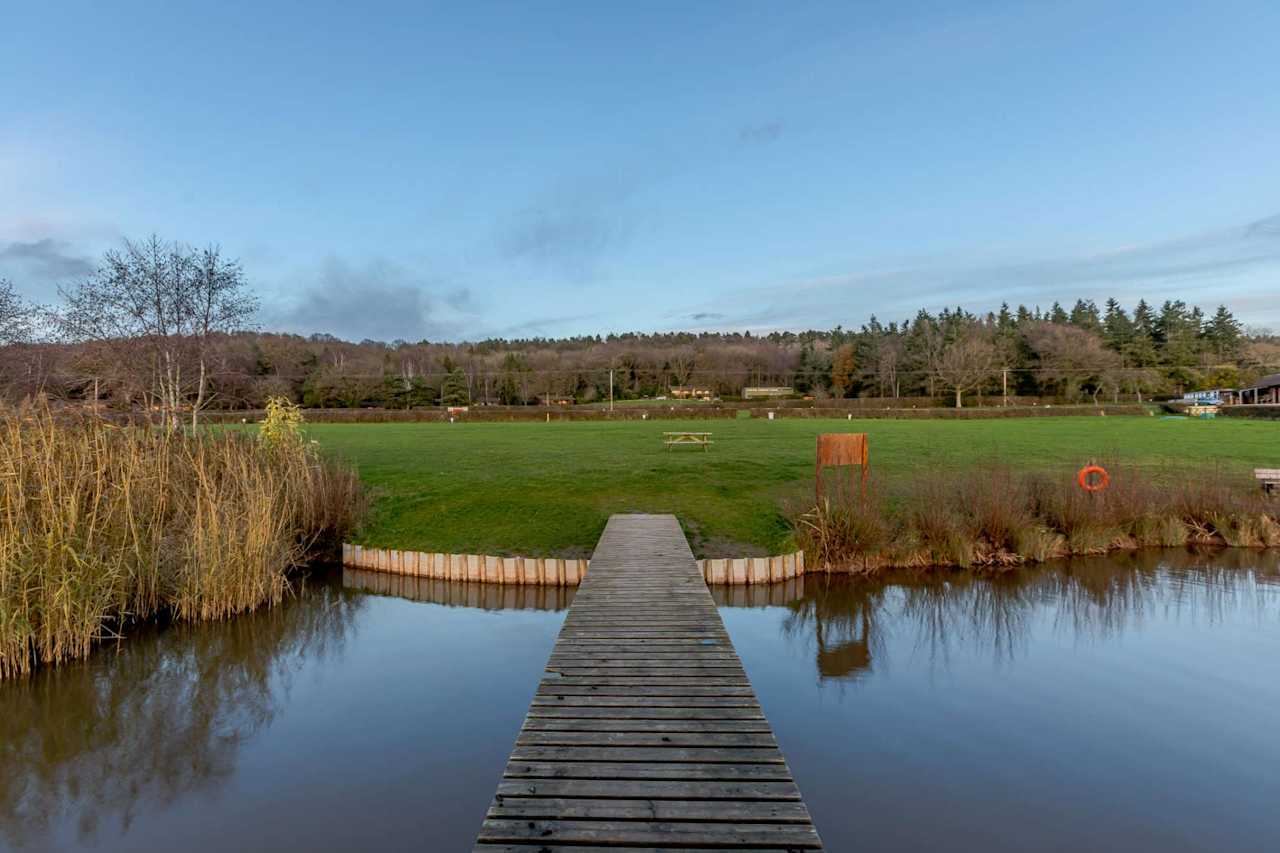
[341,543,806,586]
[700,552,806,584]
[341,544,588,586]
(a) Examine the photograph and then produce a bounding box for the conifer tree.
[1203,305,1243,360]
[1068,299,1102,332]
[1102,298,1134,352]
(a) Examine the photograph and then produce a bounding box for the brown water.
[2,551,1278,851]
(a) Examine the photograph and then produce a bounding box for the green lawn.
[307,415,1280,558]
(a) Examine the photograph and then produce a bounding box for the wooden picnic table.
[663,431,713,451]
[1256,468,1280,495]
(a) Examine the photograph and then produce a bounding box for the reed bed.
[795,463,1280,575]
[0,403,364,679]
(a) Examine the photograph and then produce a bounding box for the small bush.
[795,489,890,574]
[259,395,305,447]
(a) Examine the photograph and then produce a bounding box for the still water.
[2,551,1278,851]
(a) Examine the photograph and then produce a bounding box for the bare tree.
[667,345,697,388]
[1023,322,1120,402]
[58,237,257,428]
[0,278,33,345]
[934,329,997,408]
[864,335,903,398]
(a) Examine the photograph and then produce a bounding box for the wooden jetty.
[474,513,823,851]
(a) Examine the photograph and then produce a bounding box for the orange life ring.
[1077,465,1109,492]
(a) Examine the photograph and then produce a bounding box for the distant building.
[670,386,714,400]
[1241,373,1280,405]
[743,387,794,400]
[1182,389,1237,405]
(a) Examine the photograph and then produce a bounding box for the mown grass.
[300,415,1280,557]
[0,404,364,679]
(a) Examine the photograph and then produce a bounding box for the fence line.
[342,543,808,586]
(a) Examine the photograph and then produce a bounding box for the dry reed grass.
[0,402,364,679]
[794,463,1278,575]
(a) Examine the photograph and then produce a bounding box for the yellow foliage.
[260,396,305,447]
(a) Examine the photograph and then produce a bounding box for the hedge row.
[751,404,1152,420]
[202,403,1153,424]
[1219,405,1280,420]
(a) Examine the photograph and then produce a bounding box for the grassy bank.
[301,416,1280,557]
[796,465,1280,574]
[0,405,364,679]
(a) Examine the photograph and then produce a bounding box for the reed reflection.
[0,579,363,849]
[717,550,1280,681]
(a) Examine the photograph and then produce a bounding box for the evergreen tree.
[1132,299,1155,337]
[1101,298,1134,352]
[441,368,470,406]
[1068,299,1102,332]
[1049,302,1069,324]
[1157,300,1199,365]
[1203,305,1243,360]
[793,342,830,394]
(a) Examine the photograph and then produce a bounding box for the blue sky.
[2,0,1278,340]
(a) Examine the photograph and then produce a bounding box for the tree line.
[1,236,1277,419]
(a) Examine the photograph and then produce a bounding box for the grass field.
[305,415,1280,558]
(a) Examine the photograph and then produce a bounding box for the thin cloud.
[492,168,647,281]
[493,310,608,338]
[0,238,95,281]
[669,212,1280,331]
[738,120,784,144]
[268,257,469,342]
[498,205,626,277]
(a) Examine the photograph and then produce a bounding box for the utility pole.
[1002,368,1008,407]
[609,369,614,412]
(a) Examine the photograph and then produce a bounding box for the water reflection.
[342,567,576,610]
[0,578,363,849]
[715,549,1280,681]
[4,554,1276,853]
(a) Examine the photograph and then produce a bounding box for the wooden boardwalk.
[474,514,823,851]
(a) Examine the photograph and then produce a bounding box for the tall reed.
[0,402,364,679]
[793,463,1279,575]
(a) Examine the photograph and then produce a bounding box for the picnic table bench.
[1256,468,1280,495]
[663,431,713,451]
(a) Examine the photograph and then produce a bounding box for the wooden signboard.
[816,433,869,500]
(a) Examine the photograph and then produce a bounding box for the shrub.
[790,461,1280,574]
[259,395,305,447]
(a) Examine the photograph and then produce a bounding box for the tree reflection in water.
[0,577,363,849]
[716,550,1280,682]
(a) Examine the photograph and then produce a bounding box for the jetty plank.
[475,514,822,850]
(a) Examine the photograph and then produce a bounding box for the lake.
[2,550,1278,851]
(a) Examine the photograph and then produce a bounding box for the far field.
[305,415,1280,558]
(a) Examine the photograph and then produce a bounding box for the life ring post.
[1077,464,1110,493]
